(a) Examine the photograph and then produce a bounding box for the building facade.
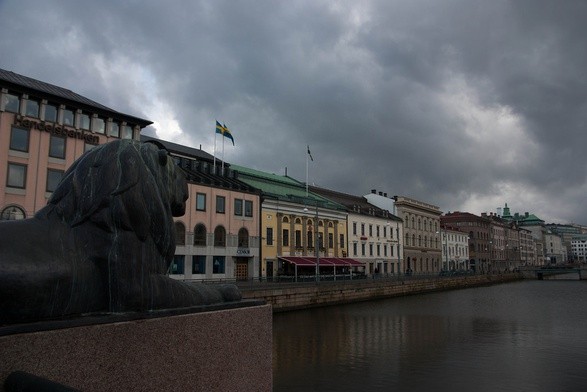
[366,191,441,275]
[144,136,262,281]
[442,211,491,273]
[310,186,403,275]
[439,226,470,271]
[0,69,151,221]
[232,165,350,279]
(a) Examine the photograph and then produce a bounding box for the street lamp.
[436,229,448,272]
[304,203,320,282]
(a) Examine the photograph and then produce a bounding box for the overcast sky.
[1,0,586,225]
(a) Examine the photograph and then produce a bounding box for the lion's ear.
[158,150,168,166]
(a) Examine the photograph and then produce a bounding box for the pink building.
[142,136,261,281]
[0,68,151,220]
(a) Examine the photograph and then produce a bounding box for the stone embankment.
[240,274,523,312]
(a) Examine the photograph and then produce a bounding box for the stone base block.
[0,302,272,392]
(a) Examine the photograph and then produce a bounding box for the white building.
[440,227,470,271]
[570,235,587,263]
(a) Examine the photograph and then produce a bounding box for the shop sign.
[236,248,251,256]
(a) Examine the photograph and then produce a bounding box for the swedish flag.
[215,121,235,145]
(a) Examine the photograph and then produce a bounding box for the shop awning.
[279,257,364,267]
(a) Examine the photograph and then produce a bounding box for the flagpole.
[306,146,309,198]
[222,133,225,174]
[213,130,217,171]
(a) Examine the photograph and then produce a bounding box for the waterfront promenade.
[235,273,524,312]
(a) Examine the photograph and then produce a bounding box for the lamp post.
[436,228,448,272]
[305,203,320,282]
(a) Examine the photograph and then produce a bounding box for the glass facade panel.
[4,93,19,112]
[170,255,185,274]
[49,135,66,159]
[10,127,29,152]
[26,99,39,118]
[80,113,90,130]
[93,117,105,134]
[213,256,225,274]
[110,122,120,137]
[7,163,26,188]
[192,255,206,274]
[62,108,74,126]
[46,169,64,192]
[44,104,58,122]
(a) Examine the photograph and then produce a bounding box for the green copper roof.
[231,164,345,210]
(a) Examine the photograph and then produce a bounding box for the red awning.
[279,257,364,267]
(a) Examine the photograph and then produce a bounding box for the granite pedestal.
[0,301,272,392]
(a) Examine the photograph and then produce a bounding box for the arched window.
[174,221,186,245]
[405,232,410,246]
[282,216,289,223]
[194,223,207,246]
[418,219,421,230]
[295,217,302,224]
[214,226,226,247]
[424,236,428,248]
[238,227,249,247]
[411,217,415,229]
[412,234,416,247]
[0,205,26,220]
[418,235,422,247]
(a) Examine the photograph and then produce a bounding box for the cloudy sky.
[1,0,586,224]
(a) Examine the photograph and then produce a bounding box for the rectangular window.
[93,117,105,134]
[7,163,27,188]
[216,195,225,213]
[44,103,58,122]
[79,112,90,130]
[266,227,274,245]
[353,242,358,256]
[110,122,120,138]
[62,108,74,126]
[213,256,225,274]
[10,126,29,152]
[234,199,243,216]
[46,169,64,192]
[383,226,387,238]
[369,225,373,237]
[361,224,365,236]
[361,243,366,256]
[49,135,66,159]
[384,245,388,257]
[353,222,357,235]
[122,125,133,139]
[196,193,206,211]
[283,229,289,247]
[170,255,185,275]
[192,255,206,274]
[376,226,380,237]
[391,245,395,257]
[295,230,301,247]
[369,244,373,256]
[244,200,253,217]
[376,244,380,256]
[26,99,39,118]
[340,234,344,248]
[4,93,19,112]
[328,233,334,249]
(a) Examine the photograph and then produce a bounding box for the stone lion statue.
[0,140,240,324]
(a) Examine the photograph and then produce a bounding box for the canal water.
[273,280,587,392]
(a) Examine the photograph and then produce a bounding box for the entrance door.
[236,263,248,281]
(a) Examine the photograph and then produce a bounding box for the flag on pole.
[307,145,313,161]
[215,120,235,145]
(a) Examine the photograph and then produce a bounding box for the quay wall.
[241,274,523,312]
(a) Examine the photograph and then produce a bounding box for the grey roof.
[0,68,152,126]
[141,135,215,162]
[310,185,402,221]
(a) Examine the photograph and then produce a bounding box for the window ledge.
[5,187,26,195]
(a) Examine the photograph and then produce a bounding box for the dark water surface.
[273,280,587,392]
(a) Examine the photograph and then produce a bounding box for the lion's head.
[38,139,188,261]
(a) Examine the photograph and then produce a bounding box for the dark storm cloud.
[1,0,586,224]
